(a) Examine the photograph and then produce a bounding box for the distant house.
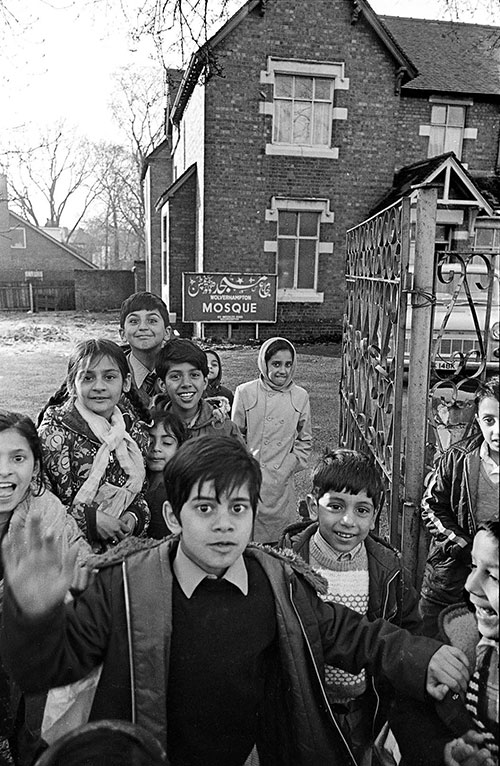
[0,211,97,284]
[144,0,500,339]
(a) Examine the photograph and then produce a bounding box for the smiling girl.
[37,340,150,552]
[232,337,312,543]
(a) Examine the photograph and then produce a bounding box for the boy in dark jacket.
[154,339,241,440]
[280,448,421,766]
[2,437,469,766]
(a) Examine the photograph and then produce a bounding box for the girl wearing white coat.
[232,337,312,543]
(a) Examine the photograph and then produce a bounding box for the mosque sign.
[182,273,277,323]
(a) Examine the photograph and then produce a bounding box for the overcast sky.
[1,0,498,144]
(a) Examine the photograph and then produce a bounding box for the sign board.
[182,273,277,323]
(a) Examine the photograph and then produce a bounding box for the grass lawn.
[0,311,341,499]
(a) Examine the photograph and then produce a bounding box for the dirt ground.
[0,310,342,499]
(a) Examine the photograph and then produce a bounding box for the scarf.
[73,401,146,519]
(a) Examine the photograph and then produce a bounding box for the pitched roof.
[9,211,98,269]
[380,16,500,96]
[371,152,495,216]
[170,0,418,124]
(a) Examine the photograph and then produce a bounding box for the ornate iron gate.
[340,198,410,544]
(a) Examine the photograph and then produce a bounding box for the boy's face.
[309,488,376,554]
[476,396,499,460]
[120,309,170,354]
[146,423,178,473]
[164,480,254,576]
[266,350,293,388]
[465,530,499,640]
[160,362,207,421]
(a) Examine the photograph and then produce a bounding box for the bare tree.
[1,122,104,241]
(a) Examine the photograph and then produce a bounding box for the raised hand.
[2,510,78,619]
[426,645,470,700]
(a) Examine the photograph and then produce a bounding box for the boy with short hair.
[2,437,470,766]
[280,448,421,765]
[155,338,241,440]
[119,291,172,407]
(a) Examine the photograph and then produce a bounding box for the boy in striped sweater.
[280,448,421,766]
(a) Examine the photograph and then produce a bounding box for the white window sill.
[265,144,339,159]
[278,289,324,303]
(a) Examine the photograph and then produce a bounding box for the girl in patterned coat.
[38,339,150,553]
[232,337,312,544]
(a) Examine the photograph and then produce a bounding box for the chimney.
[0,173,11,264]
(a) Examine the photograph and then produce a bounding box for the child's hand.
[426,645,470,700]
[96,511,130,543]
[120,512,137,536]
[444,731,497,766]
[2,511,78,619]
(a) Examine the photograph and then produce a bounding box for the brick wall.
[75,270,134,311]
[166,171,197,336]
[144,145,173,292]
[198,0,402,340]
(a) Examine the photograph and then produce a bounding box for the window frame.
[260,58,349,159]
[265,197,334,303]
[10,226,26,249]
[428,103,466,159]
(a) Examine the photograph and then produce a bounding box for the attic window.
[10,227,26,248]
[428,104,465,159]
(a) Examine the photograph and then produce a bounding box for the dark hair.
[311,447,384,511]
[119,292,170,329]
[156,339,209,380]
[264,338,294,365]
[163,435,261,520]
[475,376,499,408]
[477,516,499,543]
[147,408,188,446]
[38,339,151,425]
[0,410,45,494]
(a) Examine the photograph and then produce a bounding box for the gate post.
[402,185,437,586]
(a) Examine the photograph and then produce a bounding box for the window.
[260,58,348,158]
[277,210,320,290]
[265,197,333,302]
[10,227,26,248]
[428,104,466,159]
[474,225,500,252]
[274,75,333,147]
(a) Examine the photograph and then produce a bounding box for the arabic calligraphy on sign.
[183,273,277,323]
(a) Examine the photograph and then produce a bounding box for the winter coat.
[280,521,422,737]
[38,400,150,547]
[232,338,312,543]
[390,604,491,766]
[420,434,483,608]
[1,538,442,766]
[186,398,242,440]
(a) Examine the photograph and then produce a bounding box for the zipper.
[122,560,136,723]
[288,582,358,766]
[464,469,476,537]
[370,569,400,738]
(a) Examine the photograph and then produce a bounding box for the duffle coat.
[1,539,441,766]
[232,339,312,543]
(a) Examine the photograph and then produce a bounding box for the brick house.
[145,0,500,340]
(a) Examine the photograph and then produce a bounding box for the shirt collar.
[173,541,248,598]
[480,441,500,476]
[128,353,152,389]
[314,529,363,561]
